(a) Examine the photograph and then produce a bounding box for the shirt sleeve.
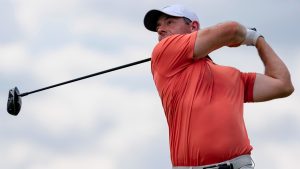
[241,72,256,102]
[151,31,198,77]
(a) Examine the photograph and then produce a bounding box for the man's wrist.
[255,36,266,49]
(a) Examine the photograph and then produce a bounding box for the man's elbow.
[279,81,294,98]
[284,83,294,97]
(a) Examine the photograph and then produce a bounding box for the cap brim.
[144,10,165,32]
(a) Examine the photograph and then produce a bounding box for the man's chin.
[158,35,169,41]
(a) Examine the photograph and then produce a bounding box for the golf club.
[7,58,151,116]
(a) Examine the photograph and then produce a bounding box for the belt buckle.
[217,163,233,169]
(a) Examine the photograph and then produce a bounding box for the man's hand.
[242,28,263,46]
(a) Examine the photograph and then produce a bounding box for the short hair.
[183,17,192,25]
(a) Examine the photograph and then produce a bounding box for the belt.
[173,155,254,169]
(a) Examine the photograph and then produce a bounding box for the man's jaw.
[158,33,172,41]
[158,35,166,41]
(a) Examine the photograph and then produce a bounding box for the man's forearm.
[256,37,294,96]
[256,38,289,79]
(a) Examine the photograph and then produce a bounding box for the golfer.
[144,4,294,169]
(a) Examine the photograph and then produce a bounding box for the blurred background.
[0,0,299,168]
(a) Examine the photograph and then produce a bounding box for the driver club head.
[7,87,22,116]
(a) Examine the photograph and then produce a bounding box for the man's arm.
[192,21,294,101]
[193,21,246,59]
[253,37,294,102]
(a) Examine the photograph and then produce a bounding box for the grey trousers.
[173,155,254,169]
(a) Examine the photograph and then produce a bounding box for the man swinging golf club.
[144,4,294,169]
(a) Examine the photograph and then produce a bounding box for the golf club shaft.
[19,58,151,97]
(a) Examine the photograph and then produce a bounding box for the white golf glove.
[242,28,263,46]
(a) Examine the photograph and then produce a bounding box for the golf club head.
[7,87,22,116]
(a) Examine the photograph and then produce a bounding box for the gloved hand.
[242,28,263,46]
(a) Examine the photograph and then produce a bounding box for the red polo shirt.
[151,31,256,166]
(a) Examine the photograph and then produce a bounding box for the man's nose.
[157,25,166,35]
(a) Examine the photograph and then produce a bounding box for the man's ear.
[191,21,200,31]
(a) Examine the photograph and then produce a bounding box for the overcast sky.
[0,0,299,169]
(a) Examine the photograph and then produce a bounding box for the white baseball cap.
[144,4,199,32]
